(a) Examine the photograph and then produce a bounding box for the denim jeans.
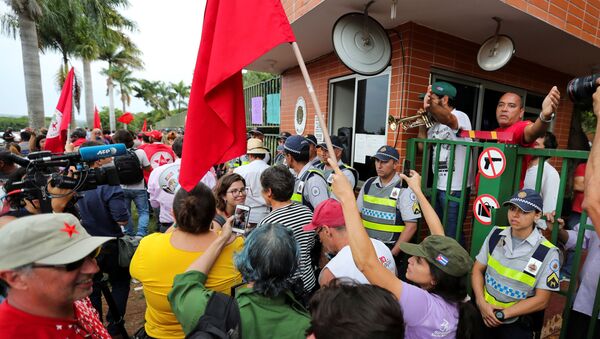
[435,188,470,245]
[123,189,149,236]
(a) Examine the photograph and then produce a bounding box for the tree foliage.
[243,71,275,88]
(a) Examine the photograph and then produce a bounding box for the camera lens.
[567,74,600,102]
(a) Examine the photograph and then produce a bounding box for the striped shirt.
[259,202,316,293]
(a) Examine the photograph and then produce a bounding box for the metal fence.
[243,77,281,128]
[405,137,598,338]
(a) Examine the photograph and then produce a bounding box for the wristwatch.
[539,111,555,123]
[494,310,505,321]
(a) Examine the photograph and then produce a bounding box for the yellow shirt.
[130,232,244,339]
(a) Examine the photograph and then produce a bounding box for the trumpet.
[388,109,436,131]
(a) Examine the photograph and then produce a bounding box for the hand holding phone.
[233,204,251,234]
[401,159,411,188]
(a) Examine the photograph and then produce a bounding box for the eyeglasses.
[227,187,249,196]
[32,246,101,271]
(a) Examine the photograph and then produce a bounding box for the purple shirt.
[399,281,458,338]
[565,218,600,318]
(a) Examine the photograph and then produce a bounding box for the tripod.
[98,275,130,339]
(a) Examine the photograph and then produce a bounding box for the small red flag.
[179,0,295,191]
[93,106,102,129]
[118,112,134,124]
[142,119,147,132]
[45,67,75,153]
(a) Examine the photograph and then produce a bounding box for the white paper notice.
[314,115,324,143]
[353,134,386,164]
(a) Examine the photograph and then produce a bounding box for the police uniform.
[475,189,559,337]
[291,162,329,211]
[356,173,421,245]
[316,160,358,195]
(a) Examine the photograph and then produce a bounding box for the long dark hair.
[173,183,216,234]
[429,265,482,339]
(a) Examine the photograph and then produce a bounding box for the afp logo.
[96,147,118,157]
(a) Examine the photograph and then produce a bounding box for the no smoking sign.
[478,147,506,179]
[473,194,499,225]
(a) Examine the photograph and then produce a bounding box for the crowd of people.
[0,79,598,339]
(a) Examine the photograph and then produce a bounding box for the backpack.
[186,292,241,339]
[113,149,144,185]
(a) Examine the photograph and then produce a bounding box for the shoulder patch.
[311,186,320,197]
[412,201,421,215]
[549,259,560,273]
[546,271,559,289]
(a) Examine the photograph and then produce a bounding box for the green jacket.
[168,271,310,339]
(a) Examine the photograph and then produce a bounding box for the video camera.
[5,144,128,212]
[568,74,600,102]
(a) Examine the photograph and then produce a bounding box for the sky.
[0,0,207,121]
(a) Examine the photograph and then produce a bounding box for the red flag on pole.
[179,0,295,191]
[142,119,147,132]
[118,112,134,124]
[44,67,75,153]
[93,106,102,129]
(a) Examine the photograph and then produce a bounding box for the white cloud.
[0,0,206,123]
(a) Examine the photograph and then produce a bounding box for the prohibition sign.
[473,194,499,225]
[478,147,506,179]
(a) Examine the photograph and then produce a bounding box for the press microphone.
[39,143,127,162]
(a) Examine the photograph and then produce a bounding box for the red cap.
[146,130,162,140]
[303,199,345,231]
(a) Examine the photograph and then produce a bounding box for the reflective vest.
[361,177,405,241]
[316,162,359,189]
[291,169,325,211]
[484,227,556,308]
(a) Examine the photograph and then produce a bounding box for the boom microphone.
[39,143,127,162]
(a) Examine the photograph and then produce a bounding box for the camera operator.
[75,141,131,336]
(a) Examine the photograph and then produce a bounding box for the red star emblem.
[155,154,169,166]
[60,222,79,238]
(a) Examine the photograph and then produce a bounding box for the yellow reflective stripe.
[541,240,555,248]
[484,289,516,308]
[487,255,536,287]
[362,220,405,233]
[291,193,302,202]
[363,194,396,208]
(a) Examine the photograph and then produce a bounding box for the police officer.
[315,135,358,197]
[472,189,560,338]
[284,135,329,211]
[356,145,421,276]
[273,132,291,166]
[305,134,322,168]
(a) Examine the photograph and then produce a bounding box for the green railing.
[405,137,598,338]
[243,77,281,128]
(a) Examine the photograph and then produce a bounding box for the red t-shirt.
[142,143,176,182]
[496,120,534,188]
[572,163,586,213]
[0,298,110,339]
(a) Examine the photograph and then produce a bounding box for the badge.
[546,271,559,289]
[297,181,305,194]
[435,254,449,266]
[518,191,527,198]
[549,259,560,273]
[409,192,416,201]
[311,186,320,197]
[524,257,542,276]
[412,202,421,215]
[327,173,334,184]
[390,187,401,200]
[379,146,387,152]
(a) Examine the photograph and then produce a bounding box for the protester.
[142,130,175,182]
[131,182,243,338]
[356,145,420,276]
[419,82,474,242]
[328,160,479,338]
[213,173,247,225]
[234,138,271,225]
[76,141,131,335]
[472,189,559,338]
[284,135,329,211]
[112,129,152,237]
[303,199,396,286]
[30,133,46,152]
[18,130,31,155]
[583,79,600,239]
[0,151,19,184]
[169,222,310,338]
[0,214,112,338]
[259,165,316,300]
[90,128,107,144]
[307,279,405,339]
[523,132,559,216]
[69,128,88,151]
[165,131,177,146]
[5,142,21,156]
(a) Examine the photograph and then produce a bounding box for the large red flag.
[93,106,102,129]
[45,67,75,153]
[179,0,295,191]
[141,119,148,132]
[118,112,134,124]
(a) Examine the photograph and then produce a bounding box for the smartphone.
[401,159,411,188]
[233,204,251,234]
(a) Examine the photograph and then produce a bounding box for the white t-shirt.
[121,149,151,190]
[523,161,560,213]
[322,238,397,284]
[427,109,474,191]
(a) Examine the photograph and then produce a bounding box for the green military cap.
[431,81,457,99]
[400,235,473,277]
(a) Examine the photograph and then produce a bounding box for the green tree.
[170,81,190,113]
[243,70,275,88]
[1,0,47,128]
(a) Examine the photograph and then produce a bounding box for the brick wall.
[502,0,600,47]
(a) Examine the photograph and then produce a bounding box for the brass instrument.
[388,109,436,131]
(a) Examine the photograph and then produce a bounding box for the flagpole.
[290,42,337,163]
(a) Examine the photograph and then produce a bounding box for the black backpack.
[113,149,144,185]
[186,292,241,339]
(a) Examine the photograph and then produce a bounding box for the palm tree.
[170,81,190,113]
[1,0,46,128]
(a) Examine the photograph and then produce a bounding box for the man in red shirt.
[141,130,175,182]
[0,214,113,338]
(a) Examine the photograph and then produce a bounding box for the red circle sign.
[478,147,506,179]
[473,194,500,225]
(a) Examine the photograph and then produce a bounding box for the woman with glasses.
[213,173,247,229]
[130,183,244,339]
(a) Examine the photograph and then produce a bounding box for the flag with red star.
[45,68,75,153]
